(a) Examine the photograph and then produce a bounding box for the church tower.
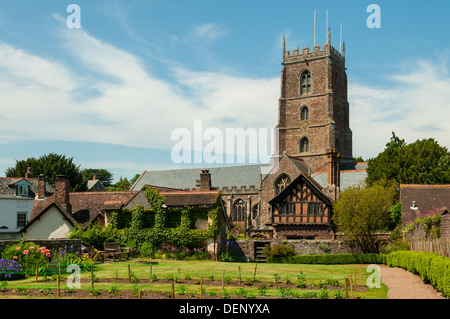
[275,32,353,173]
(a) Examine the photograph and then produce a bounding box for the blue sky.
[0,0,449,183]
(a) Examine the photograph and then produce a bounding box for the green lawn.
[0,258,388,299]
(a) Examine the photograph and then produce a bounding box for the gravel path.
[379,265,446,299]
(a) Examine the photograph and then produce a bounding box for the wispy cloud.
[0,22,278,155]
[349,59,450,159]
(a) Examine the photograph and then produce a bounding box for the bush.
[263,244,296,259]
[1,241,50,273]
[268,253,386,265]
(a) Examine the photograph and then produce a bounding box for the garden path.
[379,264,446,299]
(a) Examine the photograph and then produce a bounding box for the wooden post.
[172,283,175,299]
[138,290,142,299]
[253,264,257,281]
[128,264,131,283]
[354,268,357,290]
[150,264,153,281]
[35,264,38,283]
[344,278,349,299]
[57,263,61,297]
[238,266,241,286]
[222,270,225,290]
[91,266,94,290]
[200,276,203,299]
[349,276,354,299]
[359,265,362,286]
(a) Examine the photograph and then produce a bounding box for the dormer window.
[18,185,28,196]
[14,180,31,197]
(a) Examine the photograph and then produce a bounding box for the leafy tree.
[5,153,85,191]
[130,173,141,185]
[332,183,396,253]
[353,156,365,163]
[107,177,131,191]
[366,132,449,186]
[81,168,114,187]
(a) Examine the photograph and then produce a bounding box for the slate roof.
[131,161,367,193]
[131,164,269,191]
[311,162,368,191]
[0,177,54,199]
[160,190,220,207]
[87,179,106,192]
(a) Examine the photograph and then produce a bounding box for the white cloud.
[0,27,279,155]
[349,59,450,159]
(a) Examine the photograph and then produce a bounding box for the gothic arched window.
[233,199,245,222]
[300,70,312,95]
[300,106,309,121]
[274,174,291,195]
[299,137,309,153]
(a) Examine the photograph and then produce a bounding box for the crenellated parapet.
[283,37,345,68]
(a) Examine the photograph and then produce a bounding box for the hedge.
[269,251,450,298]
[268,253,387,265]
[386,251,450,298]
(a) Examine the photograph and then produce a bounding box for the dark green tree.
[366,132,450,186]
[5,153,85,191]
[107,177,131,191]
[81,168,114,187]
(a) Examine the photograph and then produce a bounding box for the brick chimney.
[55,175,72,212]
[25,167,33,179]
[196,169,212,191]
[326,149,340,201]
[37,174,46,199]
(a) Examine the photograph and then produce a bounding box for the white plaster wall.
[22,206,74,239]
[0,198,33,234]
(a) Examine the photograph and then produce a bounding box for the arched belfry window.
[299,137,309,153]
[300,106,309,121]
[274,174,291,195]
[300,70,312,95]
[233,199,245,222]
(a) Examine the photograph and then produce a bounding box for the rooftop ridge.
[400,184,450,188]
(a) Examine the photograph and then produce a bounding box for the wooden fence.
[409,238,450,258]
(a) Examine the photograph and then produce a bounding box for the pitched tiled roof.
[269,172,333,205]
[131,164,268,191]
[400,184,450,224]
[21,202,78,233]
[31,191,140,228]
[0,177,54,199]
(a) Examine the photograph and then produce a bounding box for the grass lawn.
[0,258,388,299]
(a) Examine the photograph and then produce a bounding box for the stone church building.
[131,35,367,241]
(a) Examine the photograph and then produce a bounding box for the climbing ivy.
[116,187,222,249]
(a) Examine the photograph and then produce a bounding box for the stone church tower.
[275,32,353,173]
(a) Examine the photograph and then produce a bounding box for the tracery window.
[274,174,291,195]
[233,199,245,222]
[300,70,312,95]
